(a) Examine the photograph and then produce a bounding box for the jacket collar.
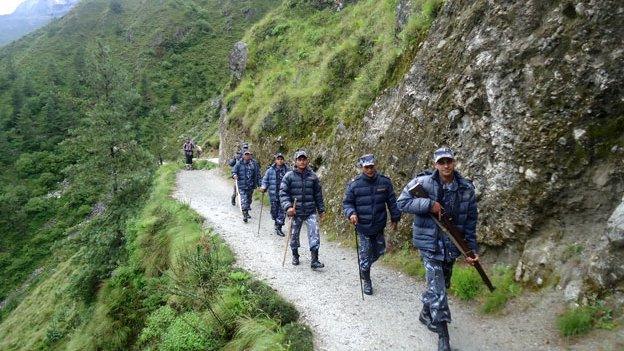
[431,169,469,189]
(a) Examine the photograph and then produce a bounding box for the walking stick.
[282,199,297,267]
[354,228,364,300]
[234,180,243,213]
[256,192,265,235]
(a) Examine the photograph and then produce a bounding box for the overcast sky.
[0,0,26,15]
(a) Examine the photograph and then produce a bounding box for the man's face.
[275,157,285,166]
[434,158,455,177]
[362,164,376,177]
[296,156,309,170]
[243,153,252,161]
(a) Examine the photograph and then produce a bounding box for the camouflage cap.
[274,152,284,159]
[433,147,454,163]
[294,150,308,159]
[358,154,375,167]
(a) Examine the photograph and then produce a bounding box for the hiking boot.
[291,248,300,266]
[361,269,373,295]
[242,210,249,223]
[419,305,438,333]
[437,322,450,351]
[310,249,324,269]
[275,224,285,237]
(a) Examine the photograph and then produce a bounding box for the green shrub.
[482,265,521,314]
[248,280,299,325]
[557,306,593,337]
[160,312,215,351]
[138,305,177,346]
[283,323,314,351]
[450,266,482,301]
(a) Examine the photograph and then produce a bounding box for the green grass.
[380,241,425,278]
[449,265,482,301]
[557,306,594,337]
[481,265,521,314]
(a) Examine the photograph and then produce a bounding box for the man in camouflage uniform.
[232,149,261,222]
[279,150,326,269]
[397,147,479,351]
[229,142,249,206]
[260,152,290,236]
[342,154,401,295]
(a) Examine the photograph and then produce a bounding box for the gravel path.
[174,168,573,351]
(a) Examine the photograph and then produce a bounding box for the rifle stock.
[409,183,496,292]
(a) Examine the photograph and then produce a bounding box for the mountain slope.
[0,0,79,46]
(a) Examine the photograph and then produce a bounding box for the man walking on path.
[279,150,326,269]
[232,149,261,222]
[182,138,196,170]
[397,147,479,351]
[342,154,401,295]
[260,152,290,236]
[229,142,249,206]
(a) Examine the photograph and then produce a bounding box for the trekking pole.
[354,228,364,300]
[282,199,297,267]
[256,192,265,235]
[235,180,243,214]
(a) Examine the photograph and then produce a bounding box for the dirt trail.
[174,167,573,351]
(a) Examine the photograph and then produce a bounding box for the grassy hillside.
[0,163,312,350]
[0,0,280,316]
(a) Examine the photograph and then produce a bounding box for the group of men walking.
[226,144,479,351]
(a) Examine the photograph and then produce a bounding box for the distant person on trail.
[182,138,196,170]
[229,142,249,206]
[260,152,290,237]
[342,154,401,295]
[397,147,479,351]
[279,150,326,269]
[232,149,261,222]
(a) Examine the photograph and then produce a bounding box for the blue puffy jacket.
[261,163,290,202]
[343,172,401,235]
[232,159,261,191]
[279,167,325,217]
[397,170,478,258]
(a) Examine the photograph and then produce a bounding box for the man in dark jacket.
[343,154,401,295]
[232,149,261,222]
[260,152,290,236]
[397,147,479,351]
[182,138,196,170]
[279,150,325,269]
[229,143,249,206]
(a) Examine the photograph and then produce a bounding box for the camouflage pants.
[358,230,386,271]
[290,214,320,251]
[231,184,237,202]
[239,189,253,211]
[270,200,286,226]
[421,257,455,324]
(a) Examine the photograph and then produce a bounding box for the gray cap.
[294,150,308,159]
[274,152,284,159]
[358,154,375,167]
[433,147,454,163]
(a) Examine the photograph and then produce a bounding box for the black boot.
[291,248,300,265]
[437,322,450,351]
[242,210,249,223]
[361,269,373,295]
[275,224,285,237]
[418,305,438,333]
[310,249,324,269]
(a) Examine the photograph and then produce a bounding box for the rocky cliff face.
[220,0,624,300]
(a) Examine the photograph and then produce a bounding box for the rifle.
[409,183,496,292]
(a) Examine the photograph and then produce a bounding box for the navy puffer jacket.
[343,172,401,235]
[261,163,290,202]
[397,170,478,258]
[279,167,325,217]
[232,159,261,191]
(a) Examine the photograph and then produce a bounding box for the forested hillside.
[0,0,311,349]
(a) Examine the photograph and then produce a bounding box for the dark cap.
[274,152,284,159]
[433,147,454,163]
[358,154,375,167]
[294,150,308,159]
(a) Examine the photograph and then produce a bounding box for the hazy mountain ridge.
[0,0,80,46]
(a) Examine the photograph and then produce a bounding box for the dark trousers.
[239,189,253,211]
[185,153,193,165]
[270,200,286,226]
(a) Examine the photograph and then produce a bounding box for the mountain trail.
[174,167,584,351]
